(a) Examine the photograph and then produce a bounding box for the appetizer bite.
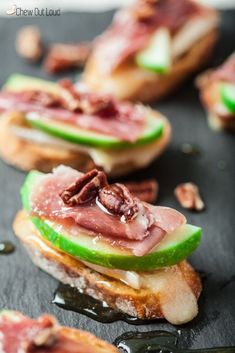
[14,166,203,325]
[0,310,118,352]
[197,53,235,131]
[0,74,170,176]
[83,0,219,102]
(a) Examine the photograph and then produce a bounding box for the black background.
[0,9,234,350]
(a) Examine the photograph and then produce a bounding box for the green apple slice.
[25,113,164,149]
[4,73,58,93]
[136,28,171,74]
[220,83,235,113]
[21,171,202,271]
[4,74,164,149]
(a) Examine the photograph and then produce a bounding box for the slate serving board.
[0,9,234,350]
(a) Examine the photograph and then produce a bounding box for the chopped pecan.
[98,183,139,221]
[44,42,91,74]
[58,78,83,111]
[20,90,63,108]
[174,182,205,211]
[60,169,108,206]
[124,179,158,203]
[59,79,116,115]
[79,94,115,115]
[16,26,43,62]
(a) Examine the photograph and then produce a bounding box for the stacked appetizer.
[83,0,219,102]
[14,166,203,325]
[197,53,235,131]
[0,74,170,176]
[0,310,118,352]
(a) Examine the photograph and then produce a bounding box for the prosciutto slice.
[94,0,205,73]
[30,166,186,256]
[0,311,96,353]
[0,91,145,142]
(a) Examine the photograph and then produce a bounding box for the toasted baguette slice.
[0,111,170,177]
[196,74,235,132]
[14,210,202,325]
[83,30,218,103]
[0,310,118,352]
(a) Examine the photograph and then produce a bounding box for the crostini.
[197,53,235,131]
[83,0,219,102]
[0,310,118,352]
[0,74,170,176]
[14,166,202,325]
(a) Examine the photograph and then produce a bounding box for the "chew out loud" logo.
[6,4,61,16]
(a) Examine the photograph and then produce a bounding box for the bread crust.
[13,210,202,323]
[0,112,96,173]
[57,327,119,352]
[0,111,170,176]
[83,30,218,103]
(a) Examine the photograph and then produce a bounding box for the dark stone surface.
[0,9,234,350]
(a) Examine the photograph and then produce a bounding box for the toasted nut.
[16,26,43,62]
[60,169,108,206]
[174,182,205,211]
[99,183,139,221]
[59,79,115,115]
[124,179,158,203]
[44,42,91,74]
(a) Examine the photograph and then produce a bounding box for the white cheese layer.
[82,260,198,325]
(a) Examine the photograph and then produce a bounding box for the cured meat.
[212,54,235,84]
[94,0,205,73]
[0,311,101,353]
[31,167,155,242]
[110,206,186,255]
[30,166,186,256]
[151,206,186,233]
[0,312,56,353]
[0,91,145,142]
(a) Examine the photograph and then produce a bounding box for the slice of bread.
[83,30,218,103]
[13,210,202,325]
[0,310,118,352]
[0,111,170,176]
[196,75,235,132]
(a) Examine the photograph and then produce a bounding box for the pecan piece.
[16,26,43,62]
[79,94,115,115]
[59,79,115,115]
[124,179,158,203]
[98,183,139,221]
[44,42,91,74]
[60,169,108,206]
[174,182,205,211]
[20,90,63,108]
